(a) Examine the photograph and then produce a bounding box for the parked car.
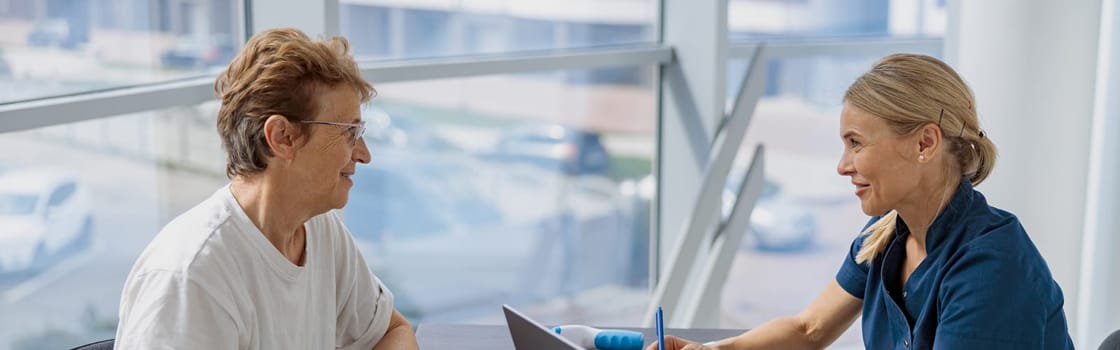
[0,169,93,274]
[160,35,236,70]
[721,176,817,251]
[622,173,817,253]
[486,123,612,175]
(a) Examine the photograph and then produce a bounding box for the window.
[354,67,656,325]
[0,0,241,104]
[0,64,658,346]
[0,0,972,347]
[338,0,657,60]
[728,0,945,39]
[340,5,392,57]
[0,101,227,348]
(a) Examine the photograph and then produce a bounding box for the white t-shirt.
[115,185,394,350]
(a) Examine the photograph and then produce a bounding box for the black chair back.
[1101,330,1120,350]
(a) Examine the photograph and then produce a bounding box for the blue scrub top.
[835,178,1074,349]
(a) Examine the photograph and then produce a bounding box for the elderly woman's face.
[836,103,922,216]
[292,85,371,211]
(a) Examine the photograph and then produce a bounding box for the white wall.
[1079,0,1120,345]
[946,0,1101,340]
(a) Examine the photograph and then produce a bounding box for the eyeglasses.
[299,120,366,145]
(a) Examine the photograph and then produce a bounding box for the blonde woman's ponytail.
[855,211,899,264]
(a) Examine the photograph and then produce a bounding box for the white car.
[0,169,93,273]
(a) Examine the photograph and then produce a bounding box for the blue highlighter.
[656,306,665,350]
[553,325,645,350]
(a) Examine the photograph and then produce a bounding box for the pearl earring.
[919,155,926,161]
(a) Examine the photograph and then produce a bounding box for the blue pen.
[656,306,664,350]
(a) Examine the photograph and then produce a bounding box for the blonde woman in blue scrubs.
[649,54,1073,350]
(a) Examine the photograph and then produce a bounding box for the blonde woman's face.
[836,103,922,216]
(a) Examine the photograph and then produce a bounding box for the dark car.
[488,123,612,175]
[160,35,236,70]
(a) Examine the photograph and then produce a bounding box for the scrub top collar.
[892,176,976,253]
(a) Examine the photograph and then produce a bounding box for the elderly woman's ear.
[263,114,302,160]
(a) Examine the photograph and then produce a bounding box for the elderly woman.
[651,54,1073,349]
[114,28,418,350]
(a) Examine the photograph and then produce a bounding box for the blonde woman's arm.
[710,280,862,350]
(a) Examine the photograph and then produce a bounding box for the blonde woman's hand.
[645,335,713,350]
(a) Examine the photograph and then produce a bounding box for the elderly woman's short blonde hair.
[214,27,374,178]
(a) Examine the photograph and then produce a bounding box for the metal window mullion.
[729,37,943,59]
[0,47,672,134]
[675,44,770,327]
[360,46,673,83]
[651,0,728,328]
[0,78,216,134]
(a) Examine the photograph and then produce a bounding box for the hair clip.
[938,109,967,138]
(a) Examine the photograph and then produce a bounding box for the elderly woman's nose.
[354,138,371,164]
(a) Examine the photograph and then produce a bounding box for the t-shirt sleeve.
[332,212,396,350]
[835,217,878,299]
[115,270,240,349]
